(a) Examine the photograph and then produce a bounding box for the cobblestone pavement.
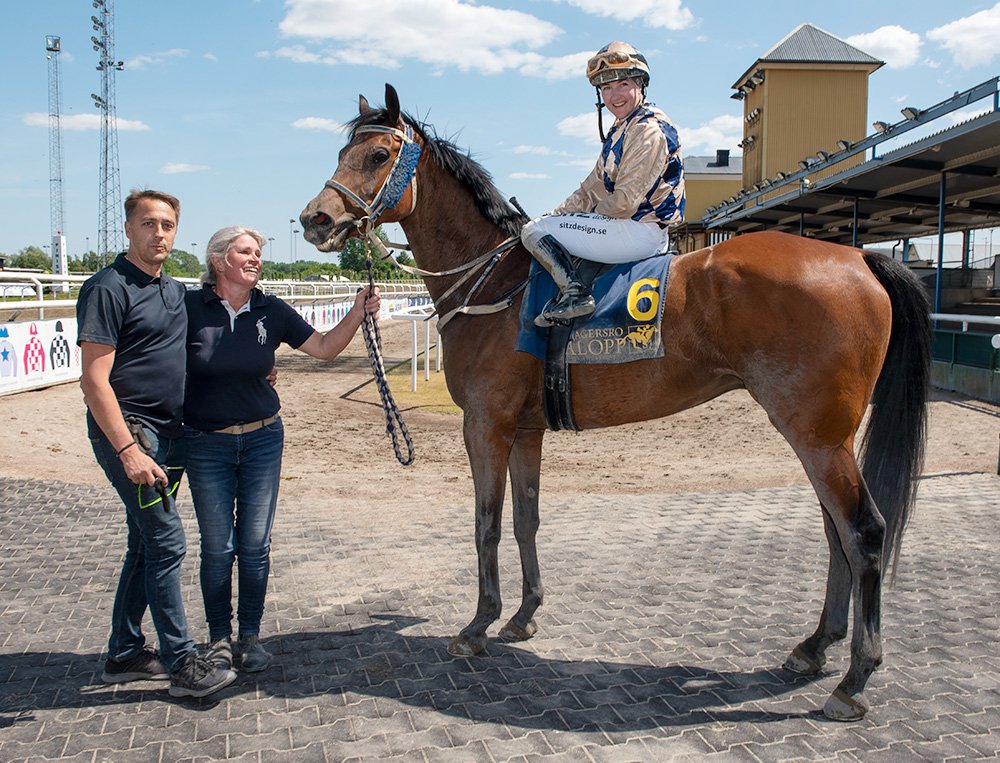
[1,472,998,762]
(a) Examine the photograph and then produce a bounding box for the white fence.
[390,303,441,391]
[931,312,1000,348]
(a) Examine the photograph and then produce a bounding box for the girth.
[543,259,609,432]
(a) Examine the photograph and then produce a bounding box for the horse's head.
[300,83,422,252]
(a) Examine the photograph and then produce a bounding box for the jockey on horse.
[521,41,686,327]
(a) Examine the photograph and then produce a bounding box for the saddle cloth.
[515,253,674,364]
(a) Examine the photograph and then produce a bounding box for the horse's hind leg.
[785,507,851,673]
[447,415,513,657]
[797,448,886,721]
[499,427,544,642]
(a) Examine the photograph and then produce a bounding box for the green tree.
[162,248,202,278]
[81,250,103,272]
[7,246,51,272]
[337,228,414,280]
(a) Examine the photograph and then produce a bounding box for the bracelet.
[116,441,137,456]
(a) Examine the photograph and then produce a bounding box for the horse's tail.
[859,252,931,579]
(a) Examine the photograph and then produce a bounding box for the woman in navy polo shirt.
[185,225,379,673]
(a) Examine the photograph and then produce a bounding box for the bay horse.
[300,84,930,721]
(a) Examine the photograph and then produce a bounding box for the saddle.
[515,254,675,432]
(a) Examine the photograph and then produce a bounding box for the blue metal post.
[935,172,947,314]
[852,198,859,248]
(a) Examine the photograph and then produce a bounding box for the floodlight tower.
[90,0,125,266]
[46,35,69,290]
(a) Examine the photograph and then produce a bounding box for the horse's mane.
[347,108,527,238]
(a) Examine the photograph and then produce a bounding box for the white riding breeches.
[521,213,669,264]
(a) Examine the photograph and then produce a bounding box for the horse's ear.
[359,94,372,115]
[384,83,400,126]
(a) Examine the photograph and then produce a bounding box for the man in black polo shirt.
[77,189,236,698]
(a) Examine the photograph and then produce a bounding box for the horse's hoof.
[498,619,537,641]
[447,634,487,657]
[784,645,825,675]
[823,688,869,722]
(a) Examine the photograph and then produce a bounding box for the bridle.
[324,123,421,226]
[322,120,526,333]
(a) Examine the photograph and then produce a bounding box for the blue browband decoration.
[325,123,422,224]
[381,137,422,210]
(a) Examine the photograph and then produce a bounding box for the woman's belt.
[212,414,279,435]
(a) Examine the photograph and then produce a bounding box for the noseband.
[324,123,422,226]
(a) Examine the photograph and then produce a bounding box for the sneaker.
[101,647,170,683]
[168,651,237,698]
[206,638,233,670]
[235,634,271,673]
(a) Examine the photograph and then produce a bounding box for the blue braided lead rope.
[362,312,415,466]
[363,253,415,466]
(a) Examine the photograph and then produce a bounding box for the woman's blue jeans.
[185,418,283,642]
[90,421,195,673]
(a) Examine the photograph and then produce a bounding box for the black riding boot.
[528,235,596,327]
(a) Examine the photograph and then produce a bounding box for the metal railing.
[389,303,441,391]
[0,271,428,318]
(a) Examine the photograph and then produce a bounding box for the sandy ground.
[3,319,999,504]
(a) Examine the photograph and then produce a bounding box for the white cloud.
[126,48,189,69]
[114,117,152,132]
[161,163,209,174]
[510,172,551,180]
[846,26,921,69]
[945,105,992,125]
[677,114,743,155]
[292,117,346,132]
[512,145,575,157]
[264,45,334,65]
[204,52,218,62]
[513,145,555,155]
[558,157,599,169]
[927,3,1000,69]
[22,113,150,131]
[563,0,694,31]
[272,0,586,79]
[515,51,592,81]
[557,112,601,142]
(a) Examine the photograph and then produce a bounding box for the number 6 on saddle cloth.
[516,253,674,365]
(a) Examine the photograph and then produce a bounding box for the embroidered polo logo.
[256,318,267,345]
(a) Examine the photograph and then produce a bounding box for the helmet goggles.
[586,42,650,88]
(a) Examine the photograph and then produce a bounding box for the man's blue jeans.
[184,419,283,642]
[90,420,195,673]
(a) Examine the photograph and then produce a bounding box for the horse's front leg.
[499,426,544,642]
[447,414,515,657]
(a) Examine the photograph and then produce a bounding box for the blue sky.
[4,0,1000,265]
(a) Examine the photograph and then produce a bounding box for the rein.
[362,230,525,332]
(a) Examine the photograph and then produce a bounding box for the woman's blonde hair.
[201,226,266,285]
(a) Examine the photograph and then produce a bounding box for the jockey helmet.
[586,41,650,88]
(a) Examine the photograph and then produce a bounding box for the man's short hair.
[124,189,181,223]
